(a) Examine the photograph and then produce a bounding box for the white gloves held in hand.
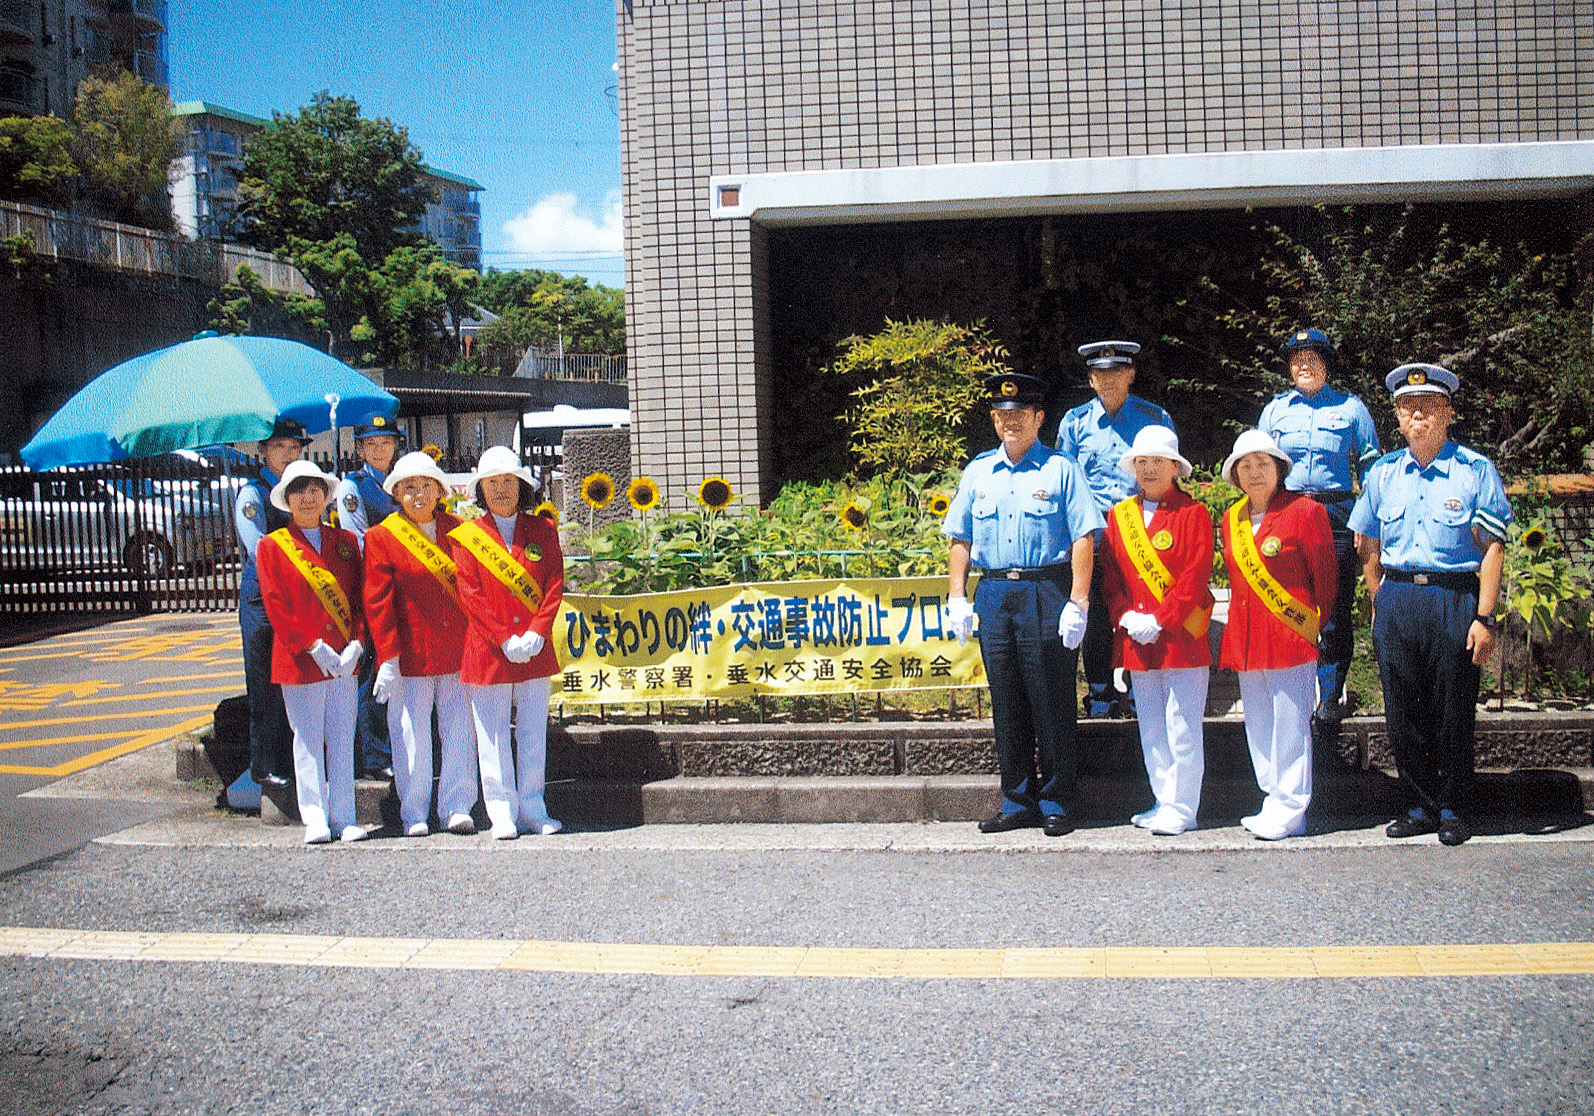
[373,658,403,703]
[1057,600,1088,649]
[337,639,364,677]
[501,630,546,664]
[1120,611,1164,645]
[946,596,975,646]
[308,640,343,678]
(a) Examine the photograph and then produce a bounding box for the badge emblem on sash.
[1151,530,1174,551]
[1260,536,1283,558]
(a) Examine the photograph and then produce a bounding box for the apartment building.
[0,0,166,117]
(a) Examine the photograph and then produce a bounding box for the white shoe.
[518,816,563,836]
[1134,807,1194,835]
[444,813,476,835]
[405,822,430,838]
[490,821,519,840]
[1242,813,1306,841]
[338,825,369,843]
[304,826,332,845]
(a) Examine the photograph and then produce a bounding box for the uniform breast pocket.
[1430,500,1475,555]
[1020,495,1062,555]
[1311,411,1352,454]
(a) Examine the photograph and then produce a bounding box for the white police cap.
[1077,341,1140,370]
[1386,363,1459,399]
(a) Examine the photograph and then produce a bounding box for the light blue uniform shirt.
[333,462,395,550]
[1348,441,1512,572]
[233,468,281,563]
[1056,395,1174,511]
[1259,386,1381,493]
[943,441,1104,570]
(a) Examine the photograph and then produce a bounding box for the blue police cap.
[1385,363,1459,399]
[353,415,400,439]
[1077,340,1140,370]
[1281,327,1338,365]
[984,373,1049,409]
[264,417,311,445]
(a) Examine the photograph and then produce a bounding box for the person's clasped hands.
[500,630,545,664]
[1119,611,1163,645]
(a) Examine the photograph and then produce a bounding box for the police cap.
[983,373,1049,410]
[1077,340,1140,370]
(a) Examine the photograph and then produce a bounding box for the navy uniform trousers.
[975,572,1079,815]
[1371,577,1480,817]
[240,560,293,780]
[1313,494,1360,719]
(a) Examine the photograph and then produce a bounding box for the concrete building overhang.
[709,141,1594,225]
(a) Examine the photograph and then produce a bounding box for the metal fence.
[516,347,626,383]
[0,458,243,616]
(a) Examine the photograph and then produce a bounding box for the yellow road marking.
[0,730,154,752]
[137,670,243,684]
[66,683,241,706]
[0,704,217,731]
[0,927,1590,979]
[0,712,212,776]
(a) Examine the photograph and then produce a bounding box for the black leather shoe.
[1437,816,1471,846]
[255,771,291,789]
[1042,814,1075,837]
[978,810,1041,833]
[1386,814,1439,839]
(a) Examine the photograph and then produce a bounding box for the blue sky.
[167,1,625,286]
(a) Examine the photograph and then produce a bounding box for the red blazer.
[452,511,563,685]
[363,510,469,678]
[257,523,367,686]
[1101,488,1215,671]
[1219,490,1337,672]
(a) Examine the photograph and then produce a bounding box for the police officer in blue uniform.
[235,417,310,788]
[1350,364,1510,847]
[1056,341,1174,718]
[1259,328,1381,740]
[945,373,1104,835]
[334,417,401,778]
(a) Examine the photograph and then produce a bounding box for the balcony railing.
[0,68,38,112]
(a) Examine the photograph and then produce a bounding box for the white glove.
[336,639,364,678]
[1058,600,1088,650]
[521,630,546,658]
[946,596,975,647]
[373,658,403,704]
[307,639,341,678]
[501,634,534,664]
[1121,611,1163,645]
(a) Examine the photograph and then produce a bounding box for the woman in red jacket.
[364,451,477,837]
[1101,426,1215,835]
[1219,429,1338,840]
[256,459,368,845]
[451,446,564,839]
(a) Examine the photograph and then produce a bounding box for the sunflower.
[580,472,615,510]
[1521,526,1547,552]
[533,501,560,525]
[839,502,869,531]
[925,492,952,517]
[421,443,443,463]
[627,476,661,512]
[697,476,734,511]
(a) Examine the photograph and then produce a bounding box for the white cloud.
[502,191,623,256]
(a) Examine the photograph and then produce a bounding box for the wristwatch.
[1474,613,1499,630]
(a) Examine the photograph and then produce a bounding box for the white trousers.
[1130,666,1208,826]
[387,672,477,828]
[468,677,554,831]
[282,677,357,836]
[1238,663,1316,830]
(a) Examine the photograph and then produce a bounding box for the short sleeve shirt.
[1259,386,1381,494]
[1348,440,1512,573]
[234,471,281,563]
[1056,395,1174,511]
[943,441,1105,570]
[334,463,396,550]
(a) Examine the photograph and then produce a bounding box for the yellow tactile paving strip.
[1,927,1590,979]
[0,616,239,777]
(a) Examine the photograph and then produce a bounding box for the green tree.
[823,319,1006,476]
[476,267,625,355]
[361,245,481,368]
[69,70,182,229]
[0,115,76,206]
[238,92,435,263]
[205,262,325,345]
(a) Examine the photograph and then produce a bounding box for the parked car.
[0,460,237,576]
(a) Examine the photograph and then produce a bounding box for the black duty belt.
[1383,568,1480,591]
[1306,490,1357,503]
[981,564,1071,582]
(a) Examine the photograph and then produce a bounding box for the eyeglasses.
[1395,396,1450,415]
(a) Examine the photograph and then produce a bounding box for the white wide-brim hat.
[269,459,338,512]
[383,450,451,496]
[1117,424,1192,478]
[468,445,536,492]
[1221,428,1293,487]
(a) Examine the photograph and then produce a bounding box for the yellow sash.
[380,512,461,607]
[1226,499,1319,645]
[1112,498,1211,638]
[267,528,352,641]
[449,518,543,613]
